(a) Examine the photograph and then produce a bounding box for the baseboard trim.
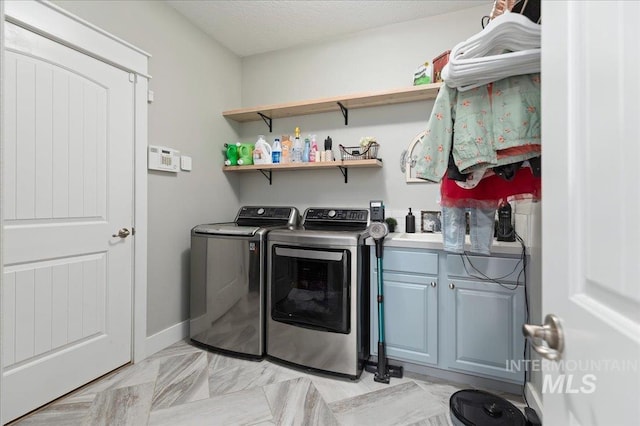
[144,320,189,357]
[370,356,524,395]
[525,381,543,422]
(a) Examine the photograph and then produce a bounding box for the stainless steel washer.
[267,207,371,378]
[190,206,299,358]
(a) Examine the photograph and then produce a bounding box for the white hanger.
[443,11,541,90]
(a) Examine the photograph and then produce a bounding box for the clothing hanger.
[457,13,540,60]
[443,10,541,90]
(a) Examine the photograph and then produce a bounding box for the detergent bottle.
[224,143,238,166]
[237,142,253,165]
[253,135,272,165]
[272,137,282,164]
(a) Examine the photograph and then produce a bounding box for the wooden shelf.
[222,83,443,124]
[223,159,382,184]
[223,159,381,172]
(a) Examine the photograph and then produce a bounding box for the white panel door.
[2,22,134,422]
[541,1,640,424]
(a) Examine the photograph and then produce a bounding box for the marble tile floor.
[12,340,526,426]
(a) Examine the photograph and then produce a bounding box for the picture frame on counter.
[421,210,442,233]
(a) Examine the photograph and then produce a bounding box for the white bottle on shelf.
[253,134,272,165]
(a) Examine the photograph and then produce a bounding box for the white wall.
[53,0,243,336]
[236,5,489,226]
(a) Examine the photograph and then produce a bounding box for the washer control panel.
[303,208,369,226]
[235,206,299,226]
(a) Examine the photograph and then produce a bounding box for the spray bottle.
[310,135,319,162]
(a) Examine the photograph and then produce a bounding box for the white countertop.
[366,232,525,255]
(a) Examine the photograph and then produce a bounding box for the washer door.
[270,245,350,334]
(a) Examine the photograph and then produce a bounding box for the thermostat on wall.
[148,145,180,172]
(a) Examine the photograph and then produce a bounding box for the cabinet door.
[443,279,525,383]
[371,252,438,365]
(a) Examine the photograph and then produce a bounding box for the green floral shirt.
[416,73,541,182]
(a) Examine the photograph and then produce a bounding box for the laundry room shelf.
[223,159,382,184]
[222,83,442,130]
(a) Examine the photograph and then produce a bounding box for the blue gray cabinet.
[370,247,439,365]
[370,247,527,384]
[443,253,526,383]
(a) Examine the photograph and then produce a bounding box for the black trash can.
[450,389,526,426]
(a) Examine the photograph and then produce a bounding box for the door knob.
[112,228,130,238]
[523,314,564,361]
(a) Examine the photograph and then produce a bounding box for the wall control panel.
[148,145,179,172]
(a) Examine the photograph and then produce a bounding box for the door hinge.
[129,73,136,83]
[131,227,136,236]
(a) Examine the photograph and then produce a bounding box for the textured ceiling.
[166,0,489,57]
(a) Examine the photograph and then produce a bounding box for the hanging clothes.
[442,206,497,255]
[415,72,541,183]
[440,165,541,210]
[416,72,541,255]
[439,165,540,254]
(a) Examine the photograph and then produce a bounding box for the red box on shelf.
[432,50,451,83]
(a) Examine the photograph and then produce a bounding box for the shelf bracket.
[338,165,348,183]
[258,169,273,185]
[337,102,348,126]
[257,112,273,133]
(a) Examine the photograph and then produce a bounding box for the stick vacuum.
[365,221,403,383]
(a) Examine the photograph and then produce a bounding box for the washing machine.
[267,207,371,378]
[190,206,299,358]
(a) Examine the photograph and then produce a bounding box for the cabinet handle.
[449,283,455,289]
[430,281,437,288]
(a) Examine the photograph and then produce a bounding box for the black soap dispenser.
[405,208,416,233]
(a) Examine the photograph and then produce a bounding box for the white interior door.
[2,21,134,422]
[541,1,640,424]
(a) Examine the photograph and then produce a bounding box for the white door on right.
[541,1,640,424]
